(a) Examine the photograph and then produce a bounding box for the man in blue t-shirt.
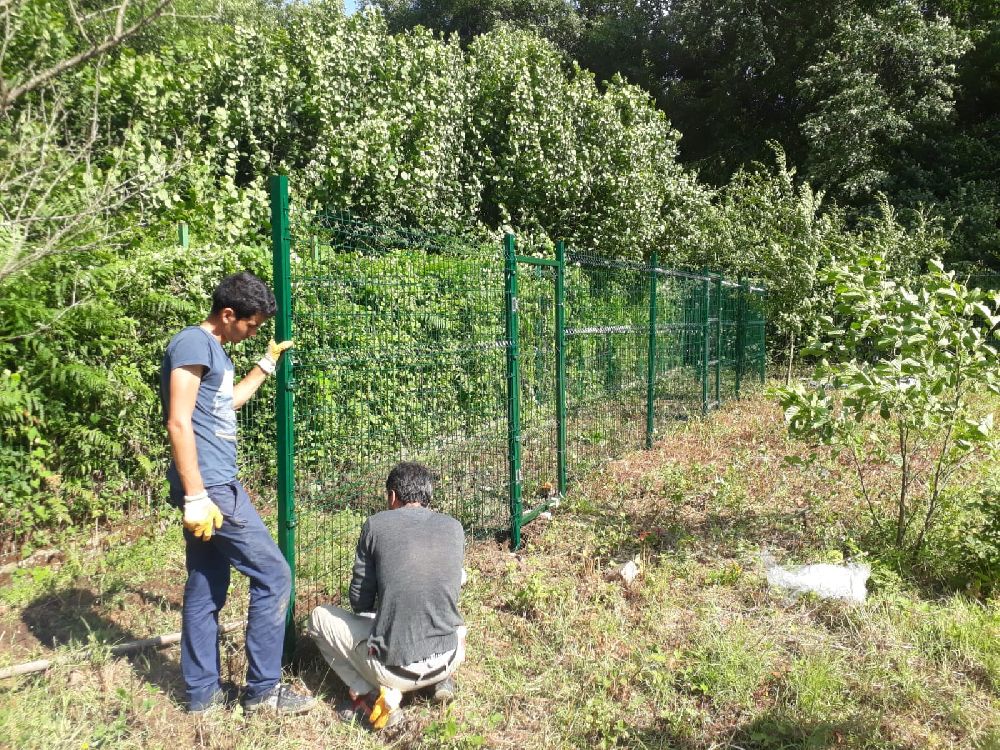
[160,271,314,715]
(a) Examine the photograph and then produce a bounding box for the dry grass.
[1,394,998,749]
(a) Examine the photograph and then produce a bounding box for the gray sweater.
[349,506,465,666]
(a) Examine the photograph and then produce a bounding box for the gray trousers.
[307,604,464,696]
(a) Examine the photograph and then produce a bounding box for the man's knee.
[307,605,355,649]
[256,553,290,599]
[307,605,337,639]
[272,557,291,596]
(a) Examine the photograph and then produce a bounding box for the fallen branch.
[0,620,244,680]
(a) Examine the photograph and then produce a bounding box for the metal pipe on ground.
[0,621,244,680]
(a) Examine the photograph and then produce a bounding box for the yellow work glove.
[368,686,401,730]
[183,491,224,541]
[257,339,293,375]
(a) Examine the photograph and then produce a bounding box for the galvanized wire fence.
[257,176,766,636]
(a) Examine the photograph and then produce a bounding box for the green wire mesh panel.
[719,280,741,401]
[706,274,721,410]
[232,345,278,504]
[514,261,560,513]
[287,215,509,611]
[563,255,650,482]
[651,269,707,431]
[742,285,767,384]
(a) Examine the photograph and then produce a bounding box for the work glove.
[369,686,401,730]
[257,339,294,375]
[183,491,224,541]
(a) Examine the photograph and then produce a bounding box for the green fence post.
[701,269,710,416]
[270,175,296,658]
[645,252,658,449]
[504,234,523,549]
[177,221,189,248]
[758,291,767,384]
[555,240,567,497]
[714,274,722,407]
[735,278,745,399]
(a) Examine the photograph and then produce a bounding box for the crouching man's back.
[353,505,464,667]
[309,461,466,731]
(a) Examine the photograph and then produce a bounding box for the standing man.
[308,461,466,730]
[161,270,314,715]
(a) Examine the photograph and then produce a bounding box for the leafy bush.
[777,256,1000,563]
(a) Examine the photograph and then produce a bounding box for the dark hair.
[211,271,277,319]
[386,462,434,507]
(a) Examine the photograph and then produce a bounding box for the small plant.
[777,256,1000,559]
[422,707,488,749]
[502,567,567,619]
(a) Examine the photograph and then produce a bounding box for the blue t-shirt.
[160,326,238,505]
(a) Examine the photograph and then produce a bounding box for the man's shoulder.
[165,327,219,368]
[367,507,462,533]
[166,326,209,353]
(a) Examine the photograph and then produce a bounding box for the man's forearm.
[167,420,204,495]
[232,366,268,410]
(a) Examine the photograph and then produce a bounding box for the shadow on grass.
[729,710,908,750]
[21,587,186,702]
[623,710,908,750]
[558,498,814,571]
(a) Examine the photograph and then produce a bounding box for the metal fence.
[259,176,766,640]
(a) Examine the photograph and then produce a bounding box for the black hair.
[386,462,434,507]
[211,271,277,319]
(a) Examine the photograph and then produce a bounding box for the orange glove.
[369,686,401,730]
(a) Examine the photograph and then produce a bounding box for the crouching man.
[308,461,466,730]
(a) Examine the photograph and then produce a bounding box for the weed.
[675,621,777,709]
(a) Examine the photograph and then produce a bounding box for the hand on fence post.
[258,339,294,375]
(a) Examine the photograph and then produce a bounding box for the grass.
[1,393,998,749]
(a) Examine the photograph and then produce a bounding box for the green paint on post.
[735,279,745,398]
[714,275,722,408]
[269,175,296,659]
[701,270,710,416]
[178,221,189,248]
[645,253,658,449]
[503,234,523,549]
[555,240,567,496]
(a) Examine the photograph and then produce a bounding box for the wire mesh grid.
[286,214,509,612]
[651,269,710,432]
[514,261,561,514]
[562,254,650,483]
[260,190,766,616]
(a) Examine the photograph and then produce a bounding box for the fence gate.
[504,235,564,549]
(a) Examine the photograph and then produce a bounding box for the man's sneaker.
[431,676,457,705]
[334,692,376,726]
[242,683,316,715]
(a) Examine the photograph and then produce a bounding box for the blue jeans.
[181,480,291,710]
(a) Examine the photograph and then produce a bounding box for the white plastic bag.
[761,549,870,603]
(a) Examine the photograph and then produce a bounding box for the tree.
[0,0,204,283]
[799,1,971,204]
[365,0,581,48]
[777,257,1000,558]
[0,0,176,113]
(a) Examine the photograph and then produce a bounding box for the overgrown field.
[1,394,998,749]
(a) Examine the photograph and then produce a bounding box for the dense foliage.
[0,0,996,557]
[375,0,1000,266]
